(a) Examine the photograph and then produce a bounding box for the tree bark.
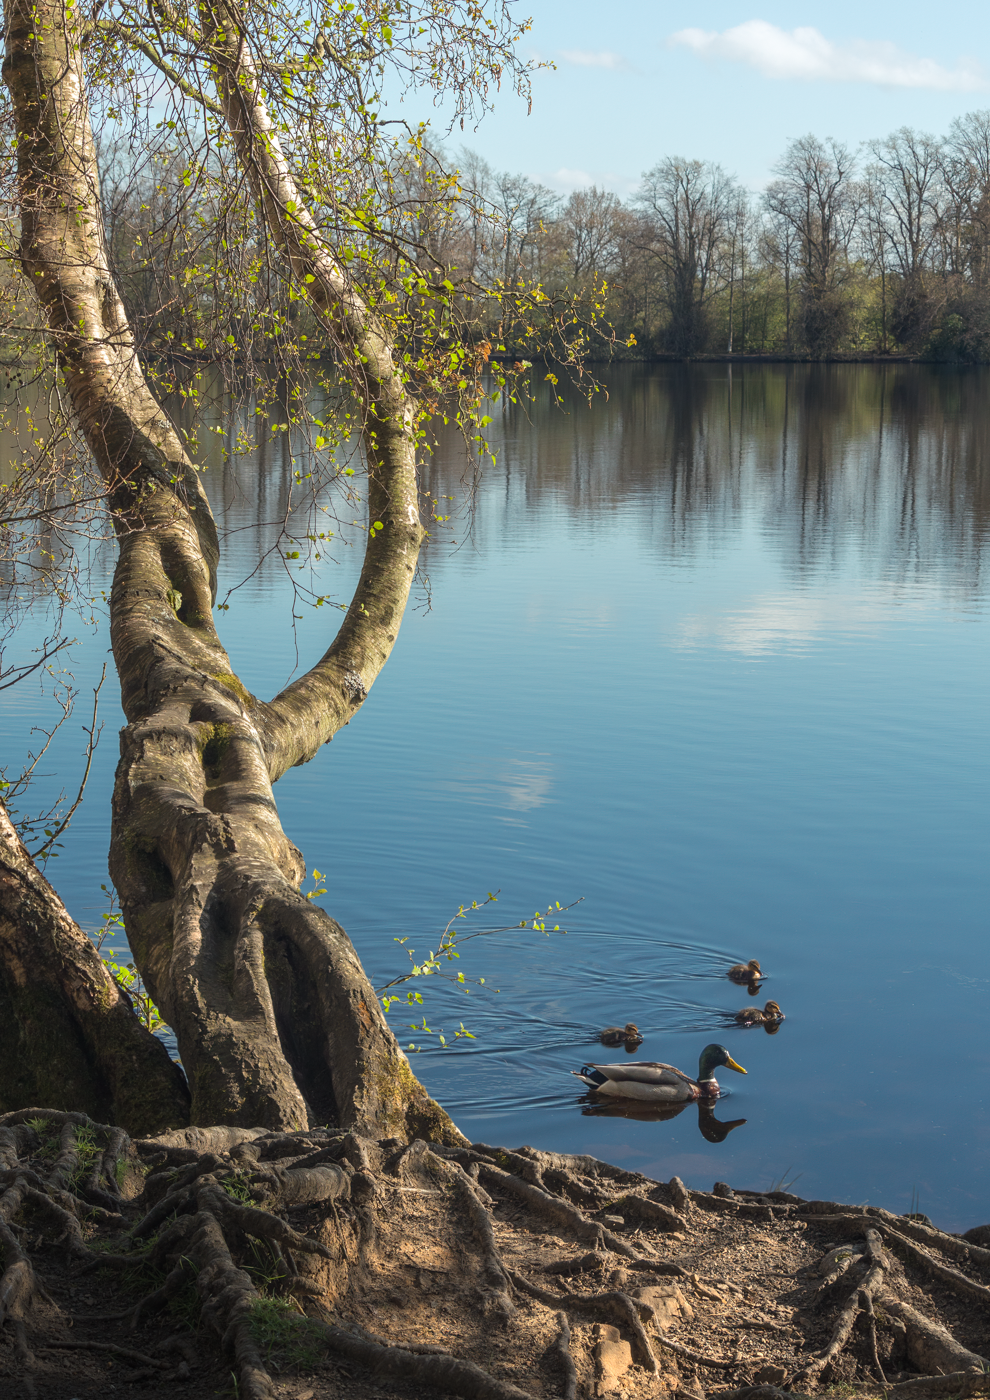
[0,800,190,1134]
[2,0,461,1141]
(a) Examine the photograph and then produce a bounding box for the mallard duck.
[598,1023,643,1048]
[728,959,762,984]
[734,1000,783,1026]
[573,1044,747,1102]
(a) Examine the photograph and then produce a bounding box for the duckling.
[598,1023,643,1049]
[728,959,762,984]
[734,1000,783,1026]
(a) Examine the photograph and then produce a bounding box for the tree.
[764,135,859,356]
[560,185,624,285]
[634,157,737,355]
[864,128,945,350]
[0,0,553,1137]
[758,201,801,352]
[941,109,990,286]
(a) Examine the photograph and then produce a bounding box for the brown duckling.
[728,959,762,984]
[734,1000,783,1026]
[598,1023,643,1049]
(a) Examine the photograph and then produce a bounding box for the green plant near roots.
[376,892,583,1051]
[68,1124,101,1189]
[248,1297,325,1371]
[219,1173,254,1205]
[244,1238,289,1296]
[26,1120,100,1175]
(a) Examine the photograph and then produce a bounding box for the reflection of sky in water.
[675,585,937,656]
[2,363,988,1229]
[436,755,554,819]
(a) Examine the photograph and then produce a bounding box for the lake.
[2,362,988,1229]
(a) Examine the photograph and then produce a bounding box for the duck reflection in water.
[579,1095,747,1142]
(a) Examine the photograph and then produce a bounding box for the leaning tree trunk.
[2,0,461,1140]
[0,800,190,1134]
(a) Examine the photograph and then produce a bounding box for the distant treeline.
[73,110,990,365]
[449,112,990,362]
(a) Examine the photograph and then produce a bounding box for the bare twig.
[30,663,105,861]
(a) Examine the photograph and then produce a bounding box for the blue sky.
[407,1,990,195]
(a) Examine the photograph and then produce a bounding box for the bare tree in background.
[634,158,738,355]
[764,135,859,356]
[864,128,944,350]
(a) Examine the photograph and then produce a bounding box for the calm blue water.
[3,363,988,1228]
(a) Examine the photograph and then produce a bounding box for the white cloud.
[559,49,625,70]
[669,20,984,91]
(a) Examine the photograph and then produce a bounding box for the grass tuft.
[248,1297,325,1371]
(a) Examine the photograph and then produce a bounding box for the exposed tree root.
[861,1286,887,1382]
[795,1229,888,1386]
[879,1228,990,1303]
[39,1338,165,1367]
[885,1371,990,1398]
[314,1322,538,1400]
[478,1161,642,1260]
[509,1267,660,1372]
[552,1309,578,1400]
[444,1158,516,1320]
[2,1111,989,1399]
[798,1205,990,1267]
[800,1211,990,1306]
[878,1295,990,1375]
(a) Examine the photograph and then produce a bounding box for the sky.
[400,0,990,196]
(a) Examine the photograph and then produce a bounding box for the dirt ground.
[2,1117,989,1400]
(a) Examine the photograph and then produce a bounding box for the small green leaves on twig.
[305,868,327,900]
[378,891,583,1050]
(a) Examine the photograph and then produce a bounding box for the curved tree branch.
[201,5,425,780]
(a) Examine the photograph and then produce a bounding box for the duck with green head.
[573,1044,747,1102]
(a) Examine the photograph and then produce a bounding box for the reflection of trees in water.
[165,374,364,597]
[420,365,990,593]
[8,365,988,598]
